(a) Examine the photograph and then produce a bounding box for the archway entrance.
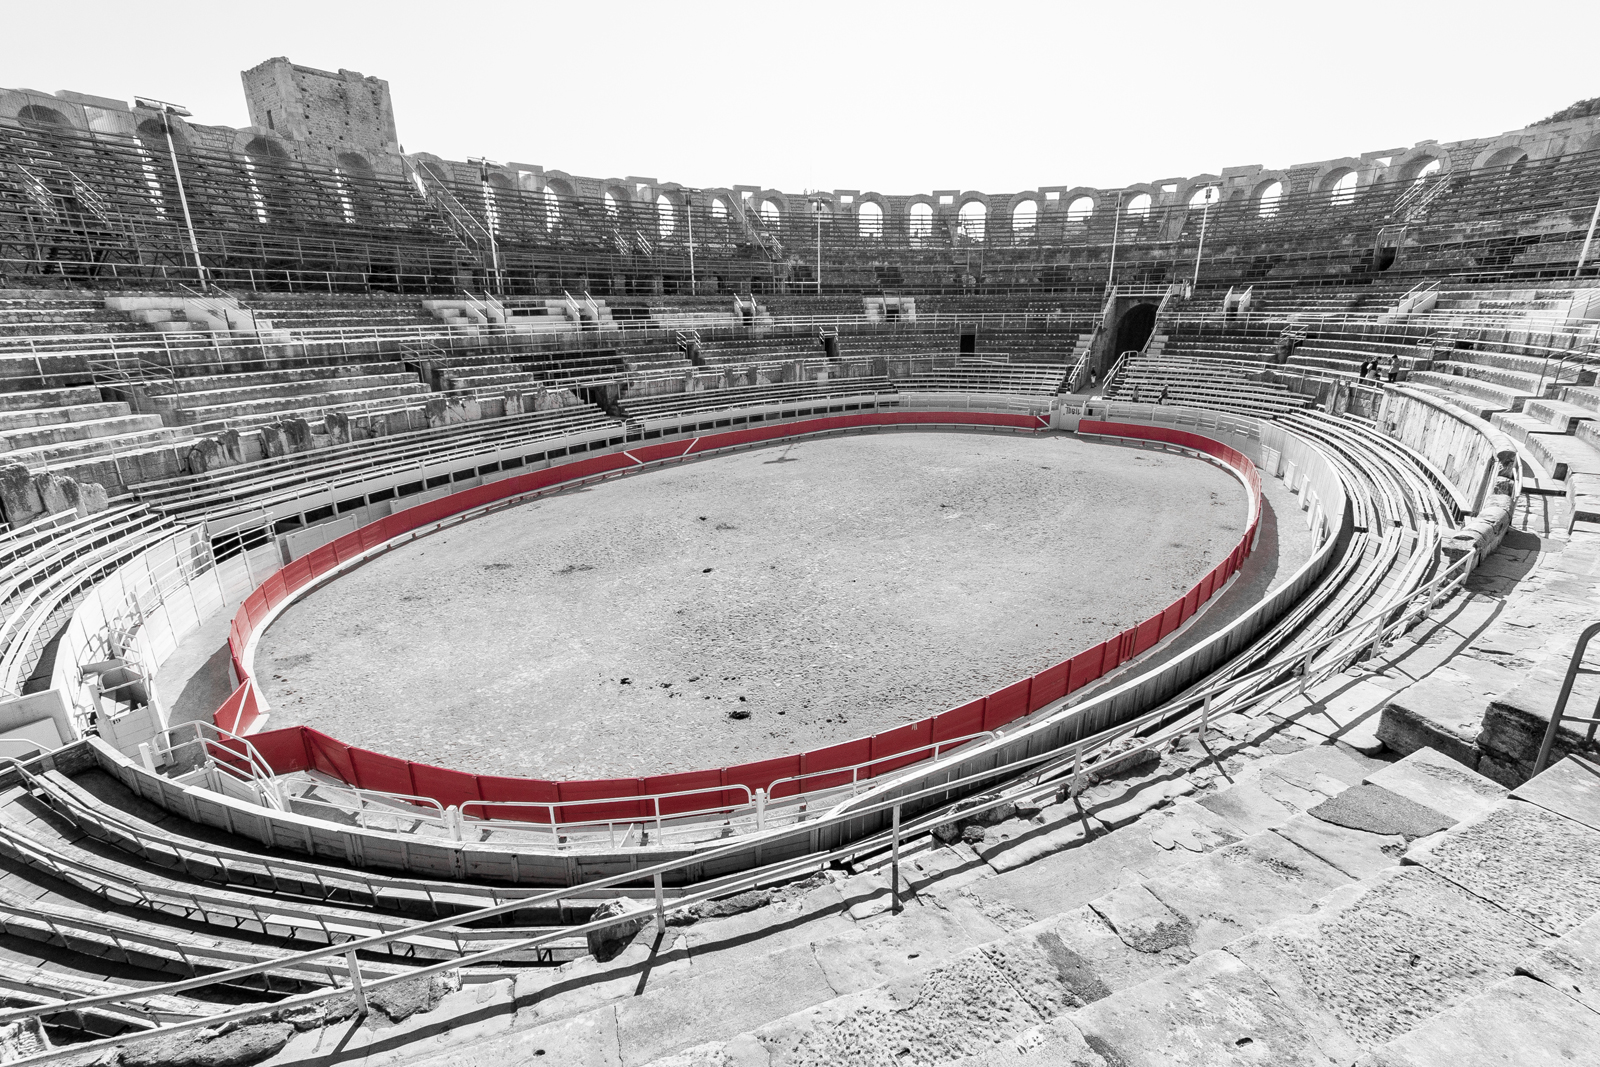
[1112,303,1158,361]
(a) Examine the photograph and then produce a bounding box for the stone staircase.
[236,736,1600,1067]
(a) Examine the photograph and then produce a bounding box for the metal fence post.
[890,803,903,915]
[344,950,368,1017]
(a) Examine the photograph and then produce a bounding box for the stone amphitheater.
[0,54,1597,1067]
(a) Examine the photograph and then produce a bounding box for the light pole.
[136,97,206,289]
[808,196,826,295]
[1192,186,1218,286]
[468,157,503,295]
[681,187,699,296]
[1576,186,1600,279]
[1106,191,1124,295]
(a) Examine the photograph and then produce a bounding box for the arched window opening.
[1125,193,1152,218]
[543,187,561,231]
[858,200,883,238]
[958,201,987,241]
[243,137,290,164]
[909,202,934,242]
[1257,181,1283,218]
[1413,158,1443,183]
[242,161,269,224]
[16,105,69,128]
[657,193,676,238]
[1066,196,1094,222]
[333,168,355,224]
[1011,200,1038,235]
[712,198,730,222]
[604,191,619,217]
[759,199,781,226]
[1187,186,1219,209]
[1329,170,1359,206]
[336,152,373,179]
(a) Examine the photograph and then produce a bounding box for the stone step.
[0,413,166,454]
[175,383,432,425]
[0,385,101,413]
[1523,397,1598,433]
[142,363,412,396]
[1407,370,1528,414]
[146,373,423,413]
[0,402,129,433]
[2,425,195,470]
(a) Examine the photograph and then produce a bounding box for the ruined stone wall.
[241,57,400,173]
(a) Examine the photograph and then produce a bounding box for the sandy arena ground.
[259,430,1248,779]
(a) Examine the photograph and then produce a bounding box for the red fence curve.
[214,412,1259,824]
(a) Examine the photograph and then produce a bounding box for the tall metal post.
[1576,187,1600,279]
[142,100,206,289]
[1192,189,1215,286]
[807,195,826,295]
[1106,192,1124,294]
[684,189,697,295]
[470,157,503,295]
[890,803,902,914]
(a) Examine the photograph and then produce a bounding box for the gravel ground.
[260,430,1247,779]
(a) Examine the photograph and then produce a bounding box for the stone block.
[1518,911,1600,1015]
[1376,657,1523,767]
[1403,800,1600,936]
[0,463,43,526]
[1479,640,1600,767]
[1352,976,1593,1067]
[32,471,79,515]
[1362,746,1506,825]
[1230,867,1547,1050]
[1306,784,1455,840]
[1510,753,1600,832]
[77,480,107,515]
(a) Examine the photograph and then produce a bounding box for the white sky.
[3,0,1596,195]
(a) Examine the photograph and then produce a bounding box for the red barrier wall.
[217,412,1257,826]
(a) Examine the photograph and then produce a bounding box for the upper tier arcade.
[2,66,1599,296]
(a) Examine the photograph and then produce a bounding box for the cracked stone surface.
[1404,800,1600,935]
[1230,867,1548,1049]
[1070,949,1354,1067]
[1517,911,1600,1015]
[1306,784,1455,840]
[1351,976,1597,1067]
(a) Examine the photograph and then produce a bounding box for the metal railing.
[1532,620,1600,775]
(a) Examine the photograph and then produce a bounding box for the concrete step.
[1407,371,1528,414]
[142,363,413,396]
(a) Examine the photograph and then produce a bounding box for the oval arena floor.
[256,430,1251,779]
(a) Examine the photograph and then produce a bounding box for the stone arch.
[243,137,291,163]
[756,190,790,220]
[904,195,937,243]
[1253,177,1286,218]
[956,195,989,241]
[1577,132,1600,157]
[16,104,72,128]
[1472,140,1534,172]
[1119,185,1158,220]
[1392,147,1451,183]
[857,199,885,238]
[1006,192,1040,236]
[656,193,677,237]
[1311,158,1365,195]
[336,152,374,178]
[1062,189,1096,223]
[485,172,512,190]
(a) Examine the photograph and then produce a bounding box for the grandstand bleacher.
[0,60,1598,1067]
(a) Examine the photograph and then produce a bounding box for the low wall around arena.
[213,411,1261,826]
